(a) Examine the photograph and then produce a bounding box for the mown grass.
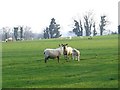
[2,35,118,88]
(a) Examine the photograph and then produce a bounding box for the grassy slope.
[2,35,118,88]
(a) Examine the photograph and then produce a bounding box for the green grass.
[2,35,118,88]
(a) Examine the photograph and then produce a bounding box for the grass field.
[2,35,118,88]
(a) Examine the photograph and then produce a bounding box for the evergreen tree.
[43,27,49,39]
[73,20,81,36]
[99,15,108,35]
[49,18,61,38]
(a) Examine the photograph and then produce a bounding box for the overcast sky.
[0,0,119,35]
[118,2,120,25]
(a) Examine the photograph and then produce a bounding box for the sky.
[118,2,120,25]
[0,0,119,36]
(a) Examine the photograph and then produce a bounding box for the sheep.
[5,37,13,42]
[72,48,80,61]
[62,44,73,61]
[69,36,72,39]
[44,44,63,63]
[88,36,92,40]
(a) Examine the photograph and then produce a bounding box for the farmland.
[2,35,118,88]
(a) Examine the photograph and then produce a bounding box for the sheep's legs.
[45,58,47,63]
[57,56,59,63]
[72,55,75,60]
[78,55,80,61]
[64,55,67,60]
[64,55,73,62]
[45,57,49,63]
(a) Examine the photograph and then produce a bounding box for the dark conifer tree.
[49,18,61,38]
[99,15,108,35]
[14,27,18,41]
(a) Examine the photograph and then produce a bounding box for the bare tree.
[14,27,18,41]
[0,28,3,41]
[20,27,23,40]
[84,11,94,36]
[2,27,11,41]
[79,20,83,36]
[93,22,97,36]
[24,26,33,40]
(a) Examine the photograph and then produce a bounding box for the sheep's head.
[61,44,68,55]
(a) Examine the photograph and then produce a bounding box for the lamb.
[44,44,63,63]
[72,48,80,61]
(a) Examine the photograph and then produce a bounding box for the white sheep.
[72,48,80,61]
[62,44,73,60]
[44,44,63,63]
[5,37,13,42]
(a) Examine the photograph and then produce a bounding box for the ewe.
[44,44,63,63]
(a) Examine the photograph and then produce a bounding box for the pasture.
[2,35,118,88]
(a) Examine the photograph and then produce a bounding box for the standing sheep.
[62,44,73,60]
[44,44,63,63]
[72,48,80,61]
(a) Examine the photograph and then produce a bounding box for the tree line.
[43,11,118,39]
[1,26,40,41]
[72,13,109,37]
[0,11,119,41]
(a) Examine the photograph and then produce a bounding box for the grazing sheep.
[72,48,80,61]
[44,44,63,63]
[88,36,92,40]
[62,44,73,60]
[5,37,13,42]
